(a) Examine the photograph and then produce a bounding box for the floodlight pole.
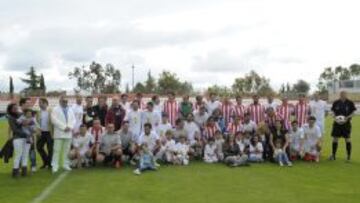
[132,64,135,90]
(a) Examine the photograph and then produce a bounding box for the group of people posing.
[4,90,356,177]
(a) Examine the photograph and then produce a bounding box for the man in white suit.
[51,96,76,173]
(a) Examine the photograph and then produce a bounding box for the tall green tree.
[207,85,232,97]
[258,83,274,96]
[157,71,181,94]
[317,64,360,93]
[286,82,291,92]
[103,63,121,93]
[21,66,40,91]
[68,62,121,94]
[292,79,310,94]
[232,70,273,96]
[9,76,14,98]
[132,82,146,93]
[21,66,43,96]
[179,81,193,95]
[279,83,285,94]
[145,70,157,93]
[335,66,350,80]
[39,74,46,95]
[156,71,192,95]
[349,64,360,79]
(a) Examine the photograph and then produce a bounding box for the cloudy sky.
[0,0,359,92]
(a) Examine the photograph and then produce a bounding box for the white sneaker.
[63,166,72,171]
[133,169,141,175]
[183,159,189,165]
[31,166,37,172]
[52,168,59,174]
[279,161,284,167]
[287,162,293,167]
[130,160,137,166]
[154,162,161,167]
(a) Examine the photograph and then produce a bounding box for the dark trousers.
[30,144,36,167]
[36,131,53,166]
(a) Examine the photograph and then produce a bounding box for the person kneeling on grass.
[204,138,219,163]
[273,139,292,167]
[214,131,225,161]
[133,144,158,175]
[248,135,264,163]
[137,123,161,167]
[223,134,249,167]
[69,124,94,168]
[303,116,322,162]
[173,135,190,165]
[96,124,123,168]
[288,120,305,161]
[118,121,138,165]
[189,134,203,160]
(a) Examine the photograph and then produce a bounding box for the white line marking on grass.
[30,171,69,203]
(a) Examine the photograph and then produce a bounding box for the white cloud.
[1,0,360,93]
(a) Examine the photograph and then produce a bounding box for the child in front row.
[273,139,292,167]
[204,138,219,163]
[173,135,190,165]
[214,131,225,161]
[156,130,176,163]
[134,144,158,175]
[248,135,264,162]
[189,134,203,160]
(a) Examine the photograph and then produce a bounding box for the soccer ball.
[335,116,346,124]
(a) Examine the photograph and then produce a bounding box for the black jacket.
[7,114,27,139]
[0,139,13,163]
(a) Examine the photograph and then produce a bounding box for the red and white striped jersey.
[203,124,220,140]
[88,127,105,144]
[247,104,265,124]
[232,104,246,121]
[265,113,281,129]
[227,122,243,135]
[294,102,310,127]
[163,100,179,127]
[277,104,293,129]
[221,103,234,125]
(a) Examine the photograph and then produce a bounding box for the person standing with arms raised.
[51,96,76,173]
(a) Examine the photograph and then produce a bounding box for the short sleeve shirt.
[100,133,122,155]
[331,99,356,120]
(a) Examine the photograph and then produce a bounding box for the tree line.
[9,62,360,97]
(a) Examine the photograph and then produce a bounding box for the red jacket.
[105,105,126,131]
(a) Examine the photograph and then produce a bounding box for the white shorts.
[290,143,303,152]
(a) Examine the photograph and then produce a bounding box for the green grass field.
[0,117,359,203]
